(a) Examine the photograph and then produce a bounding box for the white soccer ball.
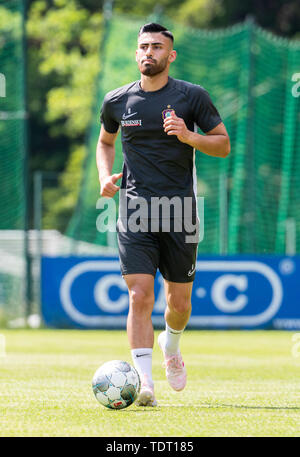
[92,360,141,409]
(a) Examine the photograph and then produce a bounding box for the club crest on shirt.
[162,105,175,120]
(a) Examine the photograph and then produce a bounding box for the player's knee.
[129,287,154,312]
[167,295,191,315]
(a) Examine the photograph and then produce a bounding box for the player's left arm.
[164,113,230,158]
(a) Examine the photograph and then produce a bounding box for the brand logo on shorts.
[187,264,196,277]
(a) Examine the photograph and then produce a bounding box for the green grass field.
[0,329,300,437]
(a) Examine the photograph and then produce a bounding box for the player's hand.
[163,112,190,143]
[100,172,123,198]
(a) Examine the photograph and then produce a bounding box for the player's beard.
[139,57,169,76]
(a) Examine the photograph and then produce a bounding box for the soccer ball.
[92,360,141,409]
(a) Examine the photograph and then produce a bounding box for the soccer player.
[97,23,230,406]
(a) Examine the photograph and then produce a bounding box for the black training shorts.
[116,218,198,283]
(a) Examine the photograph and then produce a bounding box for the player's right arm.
[96,125,122,198]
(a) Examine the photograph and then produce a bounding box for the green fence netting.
[0,0,26,322]
[67,13,300,255]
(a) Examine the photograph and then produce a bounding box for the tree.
[178,0,300,37]
[27,0,103,230]
[27,0,300,231]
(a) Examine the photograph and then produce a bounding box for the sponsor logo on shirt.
[121,119,142,127]
[121,107,141,126]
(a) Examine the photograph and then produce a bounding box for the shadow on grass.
[106,408,160,413]
[150,403,300,411]
[105,403,300,412]
[209,403,300,411]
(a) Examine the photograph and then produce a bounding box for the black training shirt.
[100,76,222,213]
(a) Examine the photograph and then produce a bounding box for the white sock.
[164,323,185,355]
[131,348,153,385]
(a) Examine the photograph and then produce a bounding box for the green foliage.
[27,0,300,232]
[0,1,25,231]
[42,145,85,232]
[27,0,103,229]
[177,0,224,28]
[27,0,102,137]
[0,5,22,38]
[114,0,184,18]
